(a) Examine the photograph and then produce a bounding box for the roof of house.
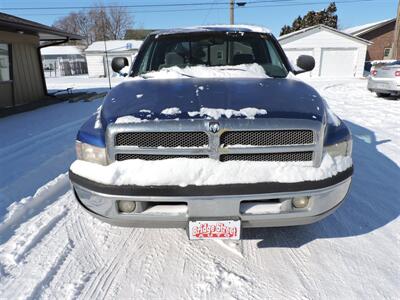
[343,18,395,36]
[152,24,271,36]
[40,46,84,56]
[278,24,372,45]
[85,40,143,53]
[0,12,83,41]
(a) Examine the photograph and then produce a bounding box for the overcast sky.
[0,0,397,35]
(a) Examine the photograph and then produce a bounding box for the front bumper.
[367,77,400,94]
[69,167,352,228]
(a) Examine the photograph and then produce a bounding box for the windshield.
[134,32,289,78]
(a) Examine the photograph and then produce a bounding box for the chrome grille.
[220,152,313,162]
[115,132,208,148]
[116,154,208,161]
[220,130,314,147]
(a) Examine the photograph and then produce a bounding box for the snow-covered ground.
[0,77,399,299]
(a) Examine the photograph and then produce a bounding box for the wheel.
[376,92,390,97]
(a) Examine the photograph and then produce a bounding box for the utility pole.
[392,0,400,59]
[230,0,234,25]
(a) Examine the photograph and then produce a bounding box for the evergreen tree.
[280,2,338,36]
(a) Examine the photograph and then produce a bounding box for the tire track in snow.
[131,229,174,299]
[14,209,70,263]
[176,237,265,300]
[0,202,73,299]
[0,174,70,244]
[0,117,88,165]
[80,228,143,300]
[26,239,74,300]
[75,212,105,265]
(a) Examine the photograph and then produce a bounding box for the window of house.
[383,48,392,58]
[0,43,11,81]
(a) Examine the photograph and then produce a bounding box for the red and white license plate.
[188,220,241,240]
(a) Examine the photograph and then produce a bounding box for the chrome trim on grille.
[106,118,324,166]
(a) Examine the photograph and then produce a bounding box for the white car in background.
[368,60,400,97]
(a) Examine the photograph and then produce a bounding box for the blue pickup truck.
[69,25,353,240]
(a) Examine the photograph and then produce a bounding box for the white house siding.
[86,54,106,77]
[279,27,368,78]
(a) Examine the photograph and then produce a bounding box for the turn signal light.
[371,70,377,76]
[395,71,400,77]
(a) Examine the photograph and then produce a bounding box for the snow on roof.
[153,24,271,36]
[85,40,143,53]
[278,24,372,45]
[343,18,394,36]
[40,46,83,56]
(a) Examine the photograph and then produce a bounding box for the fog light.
[292,197,309,209]
[117,200,136,213]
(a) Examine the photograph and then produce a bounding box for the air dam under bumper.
[69,167,352,228]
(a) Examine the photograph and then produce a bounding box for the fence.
[44,58,88,77]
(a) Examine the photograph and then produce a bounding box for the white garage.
[85,40,143,78]
[278,25,371,78]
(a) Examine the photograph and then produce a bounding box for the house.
[343,18,398,61]
[85,40,143,77]
[41,46,87,77]
[278,24,371,78]
[0,12,82,109]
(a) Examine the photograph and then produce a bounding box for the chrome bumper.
[70,173,352,228]
[368,77,400,94]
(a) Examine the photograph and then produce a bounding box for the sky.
[0,0,397,36]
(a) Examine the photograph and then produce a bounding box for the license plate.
[188,220,241,240]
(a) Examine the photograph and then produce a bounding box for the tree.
[53,11,94,45]
[124,29,155,40]
[53,2,134,45]
[107,6,133,40]
[280,2,338,36]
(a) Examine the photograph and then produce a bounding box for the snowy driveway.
[0,78,399,299]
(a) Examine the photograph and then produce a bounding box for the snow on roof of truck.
[152,25,271,37]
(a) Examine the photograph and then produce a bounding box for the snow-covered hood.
[100,77,325,126]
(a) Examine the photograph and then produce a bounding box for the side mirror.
[294,55,315,74]
[111,57,129,73]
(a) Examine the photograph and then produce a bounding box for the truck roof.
[152,24,271,37]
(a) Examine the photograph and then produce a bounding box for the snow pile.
[94,105,103,129]
[161,107,182,115]
[139,63,269,79]
[371,60,398,66]
[70,154,352,187]
[115,116,147,124]
[188,107,267,119]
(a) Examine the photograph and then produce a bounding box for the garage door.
[87,55,106,77]
[284,48,313,78]
[319,48,357,77]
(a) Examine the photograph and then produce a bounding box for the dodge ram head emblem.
[209,122,220,133]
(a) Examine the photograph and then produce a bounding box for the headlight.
[76,141,107,165]
[325,140,352,158]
